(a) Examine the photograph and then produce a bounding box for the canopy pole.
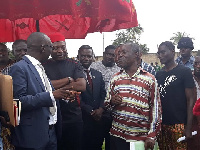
[36,20,40,32]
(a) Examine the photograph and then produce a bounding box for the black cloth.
[58,122,83,150]
[110,135,130,150]
[43,58,85,124]
[15,126,57,150]
[156,65,195,125]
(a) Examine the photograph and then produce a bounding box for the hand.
[144,138,155,150]
[65,90,81,102]
[91,108,104,121]
[110,94,123,105]
[52,88,70,100]
[183,127,192,140]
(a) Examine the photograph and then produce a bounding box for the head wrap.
[177,37,194,50]
[48,33,65,43]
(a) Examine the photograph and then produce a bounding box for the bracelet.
[68,77,71,84]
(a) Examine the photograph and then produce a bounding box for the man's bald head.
[27,32,51,48]
[26,32,53,62]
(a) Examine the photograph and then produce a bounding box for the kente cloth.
[157,124,186,150]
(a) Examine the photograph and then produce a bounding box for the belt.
[49,124,54,129]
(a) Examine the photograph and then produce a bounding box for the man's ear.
[135,51,141,58]
[41,46,45,53]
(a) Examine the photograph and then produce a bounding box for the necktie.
[85,69,93,90]
[38,64,56,115]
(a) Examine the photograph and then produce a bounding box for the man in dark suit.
[9,32,69,150]
[77,45,106,150]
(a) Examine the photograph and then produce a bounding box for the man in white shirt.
[9,32,69,150]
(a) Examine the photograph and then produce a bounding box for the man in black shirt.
[156,41,195,150]
[43,33,86,150]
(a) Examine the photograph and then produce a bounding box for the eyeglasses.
[52,45,66,51]
[41,45,53,49]
[14,49,27,53]
[28,45,53,49]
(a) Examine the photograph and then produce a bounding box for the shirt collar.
[25,55,41,66]
[120,67,146,78]
[84,66,91,71]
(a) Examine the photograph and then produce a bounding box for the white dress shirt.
[25,55,57,125]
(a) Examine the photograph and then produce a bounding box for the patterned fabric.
[90,61,121,90]
[158,124,186,150]
[194,77,200,99]
[1,60,15,75]
[141,61,156,76]
[104,68,162,142]
[175,55,195,71]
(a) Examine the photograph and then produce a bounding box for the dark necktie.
[85,69,93,90]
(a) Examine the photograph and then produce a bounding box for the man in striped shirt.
[104,42,162,150]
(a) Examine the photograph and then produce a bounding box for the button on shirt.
[25,55,57,125]
[104,68,162,141]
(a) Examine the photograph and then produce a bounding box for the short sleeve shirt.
[43,58,85,124]
[156,65,195,125]
[175,55,195,71]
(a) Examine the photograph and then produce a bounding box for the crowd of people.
[0,32,200,150]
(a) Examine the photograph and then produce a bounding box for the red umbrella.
[0,0,138,42]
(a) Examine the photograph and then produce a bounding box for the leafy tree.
[112,24,149,53]
[1,42,15,59]
[170,32,195,45]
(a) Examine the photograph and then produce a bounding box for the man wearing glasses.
[43,33,86,150]
[9,32,67,150]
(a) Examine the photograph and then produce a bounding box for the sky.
[6,0,200,57]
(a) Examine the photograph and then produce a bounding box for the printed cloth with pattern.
[175,55,195,71]
[104,68,162,142]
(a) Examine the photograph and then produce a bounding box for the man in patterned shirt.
[175,37,195,71]
[91,45,120,90]
[91,45,120,150]
[105,42,162,150]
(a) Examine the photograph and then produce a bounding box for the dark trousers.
[58,122,83,150]
[15,126,57,150]
[102,115,112,150]
[82,118,104,150]
[110,135,130,150]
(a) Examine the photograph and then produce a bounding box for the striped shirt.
[104,68,162,142]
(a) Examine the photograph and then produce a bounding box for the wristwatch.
[68,77,72,84]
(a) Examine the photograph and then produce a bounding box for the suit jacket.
[8,56,62,148]
[80,68,106,124]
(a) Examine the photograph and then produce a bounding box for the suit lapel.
[23,56,45,91]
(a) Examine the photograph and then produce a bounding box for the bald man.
[9,32,69,150]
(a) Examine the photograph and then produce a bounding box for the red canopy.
[0,0,138,42]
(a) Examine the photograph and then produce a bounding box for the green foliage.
[112,25,149,54]
[170,32,195,45]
